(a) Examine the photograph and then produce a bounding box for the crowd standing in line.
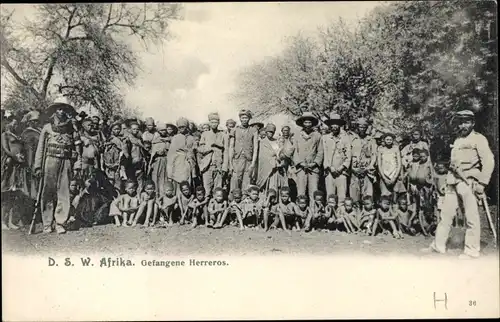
[0,101,495,258]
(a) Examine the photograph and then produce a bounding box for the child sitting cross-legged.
[157,181,178,227]
[215,188,245,230]
[108,180,141,227]
[371,195,402,239]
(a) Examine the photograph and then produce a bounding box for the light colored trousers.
[295,170,319,205]
[431,180,481,257]
[230,157,253,192]
[325,174,347,207]
[350,175,373,205]
[203,164,224,197]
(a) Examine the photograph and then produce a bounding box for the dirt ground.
[2,208,498,258]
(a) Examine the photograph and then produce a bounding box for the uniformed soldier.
[350,117,378,207]
[229,110,259,192]
[323,113,351,207]
[422,110,495,259]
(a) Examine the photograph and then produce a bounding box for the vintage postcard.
[1,2,499,320]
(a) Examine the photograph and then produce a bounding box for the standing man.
[198,112,229,197]
[422,110,494,259]
[21,111,42,200]
[229,110,259,192]
[291,112,324,204]
[167,117,197,194]
[34,101,81,234]
[350,117,378,208]
[323,113,351,208]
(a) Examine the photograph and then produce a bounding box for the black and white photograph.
[1,2,499,320]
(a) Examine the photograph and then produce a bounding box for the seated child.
[208,187,228,227]
[157,181,178,227]
[372,195,402,238]
[262,189,278,232]
[358,195,377,234]
[334,197,359,233]
[131,181,158,227]
[185,186,209,228]
[241,185,265,229]
[269,187,294,233]
[296,194,313,232]
[394,194,416,235]
[109,180,141,227]
[325,194,338,229]
[309,190,326,231]
[216,188,245,229]
[179,181,194,225]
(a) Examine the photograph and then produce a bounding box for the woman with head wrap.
[197,112,229,197]
[150,122,176,197]
[166,117,197,195]
[255,123,291,195]
[1,115,29,230]
[142,117,157,143]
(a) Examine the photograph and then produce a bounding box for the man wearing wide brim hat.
[33,98,82,234]
[349,117,378,207]
[197,112,229,196]
[229,109,259,192]
[422,109,495,259]
[292,111,323,204]
[323,112,352,207]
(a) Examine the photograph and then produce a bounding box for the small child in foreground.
[157,181,178,227]
[394,195,416,235]
[309,190,326,231]
[269,188,294,233]
[185,186,210,228]
[295,194,312,231]
[334,197,359,233]
[325,194,338,229]
[262,189,278,232]
[131,181,158,227]
[109,180,140,226]
[241,185,264,229]
[358,195,376,234]
[216,188,245,229]
[179,181,194,225]
[372,196,402,238]
[208,188,229,228]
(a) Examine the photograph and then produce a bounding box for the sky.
[1,2,383,127]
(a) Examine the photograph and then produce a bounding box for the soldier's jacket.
[291,130,324,173]
[350,133,377,175]
[34,123,80,170]
[447,130,495,186]
[198,129,229,173]
[230,126,258,161]
[322,131,351,174]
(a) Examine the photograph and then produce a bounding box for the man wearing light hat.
[21,110,42,200]
[323,112,352,207]
[291,112,324,204]
[229,109,259,191]
[350,117,378,207]
[167,117,197,194]
[198,112,229,196]
[422,109,494,259]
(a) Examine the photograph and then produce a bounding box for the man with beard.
[350,117,378,208]
[229,110,259,192]
[198,112,229,197]
[422,110,494,259]
[34,101,81,234]
[323,113,351,208]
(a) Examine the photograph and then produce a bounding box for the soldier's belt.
[46,143,77,159]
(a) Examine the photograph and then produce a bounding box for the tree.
[1,3,183,117]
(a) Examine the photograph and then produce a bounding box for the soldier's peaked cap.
[455,110,475,119]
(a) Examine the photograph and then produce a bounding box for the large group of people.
[1,101,495,258]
